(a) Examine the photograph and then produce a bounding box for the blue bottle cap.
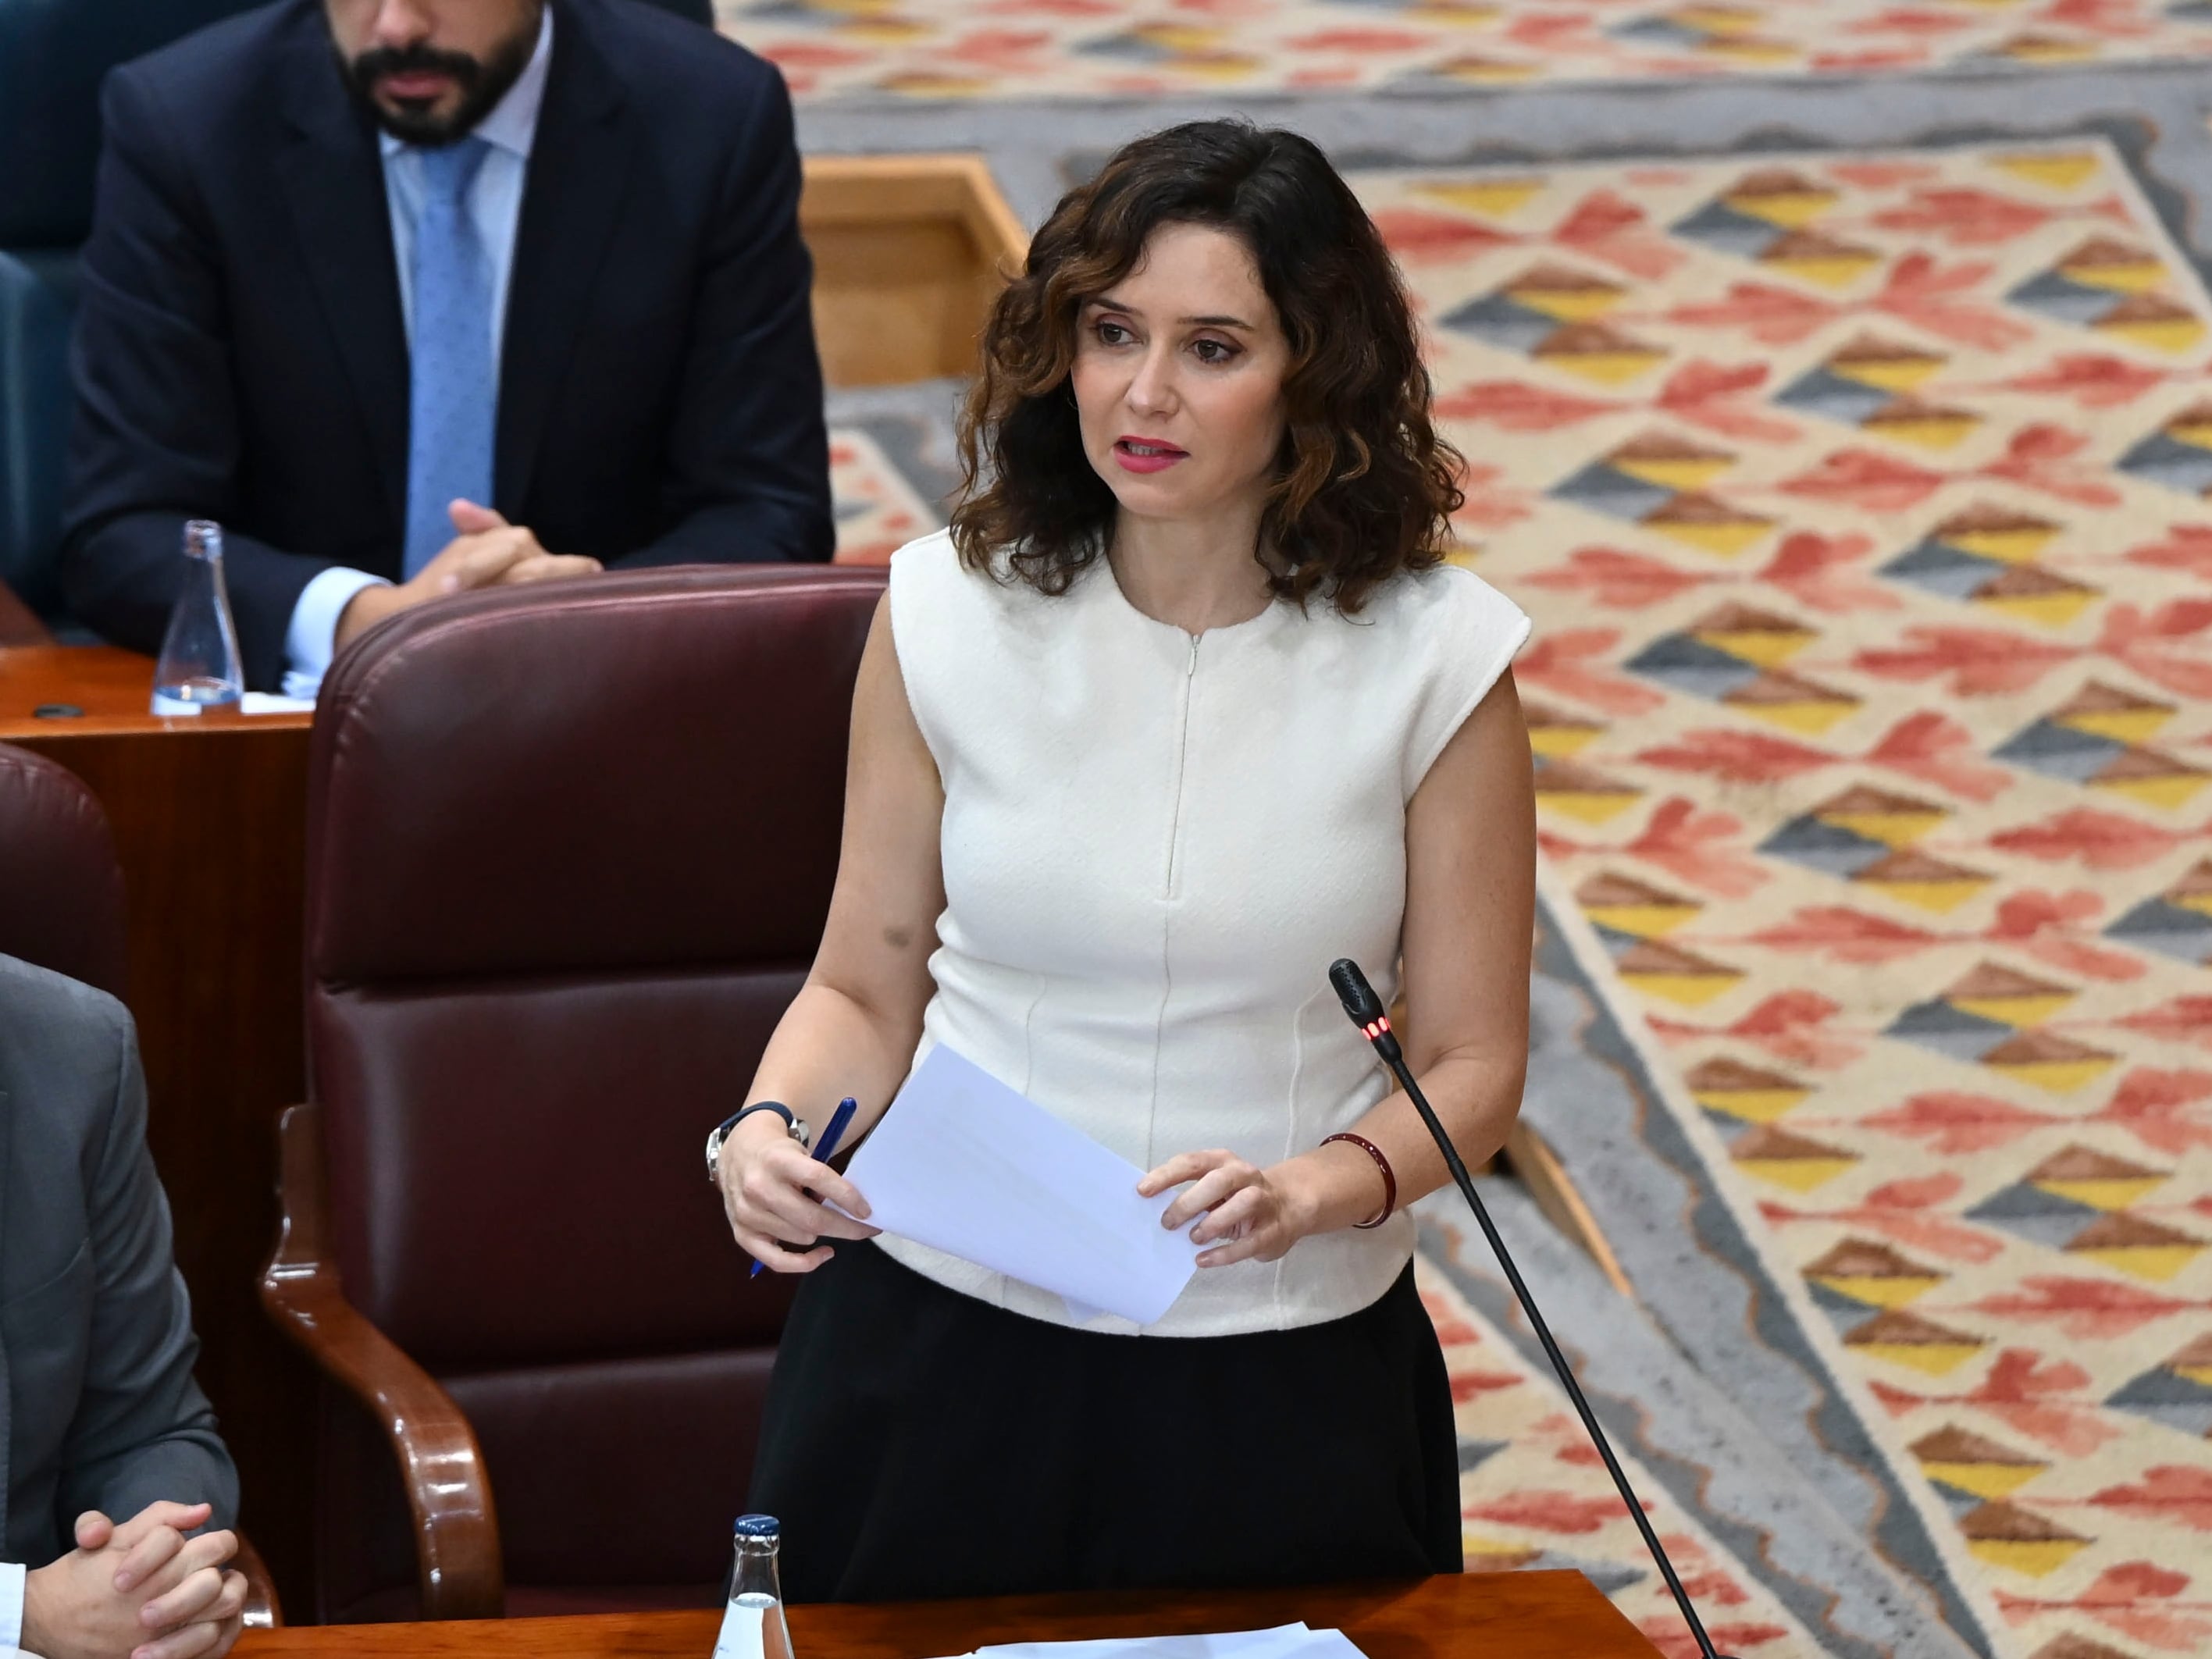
[733,1514,781,1537]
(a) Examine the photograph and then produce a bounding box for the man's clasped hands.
[23,1502,246,1659]
[335,497,604,650]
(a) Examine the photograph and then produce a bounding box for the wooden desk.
[0,644,318,1610]
[237,1575,1661,1658]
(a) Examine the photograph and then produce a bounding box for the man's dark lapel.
[273,12,410,531]
[497,0,634,511]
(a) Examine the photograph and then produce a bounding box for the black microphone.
[1329,957,1738,1659]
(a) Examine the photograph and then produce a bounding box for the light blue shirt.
[0,1560,22,1656]
[282,7,552,700]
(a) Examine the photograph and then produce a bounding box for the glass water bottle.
[711,1515,794,1659]
[151,519,244,715]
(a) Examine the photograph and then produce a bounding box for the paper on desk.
[929,1622,1370,1659]
[240,692,316,715]
[842,1045,1201,1326]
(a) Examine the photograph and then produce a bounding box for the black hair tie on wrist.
[728,1101,794,1135]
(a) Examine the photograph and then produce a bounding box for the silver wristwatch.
[706,1101,810,1184]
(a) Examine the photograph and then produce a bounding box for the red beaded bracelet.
[1322,1131,1396,1230]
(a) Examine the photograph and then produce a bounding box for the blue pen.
[752,1096,859,1278]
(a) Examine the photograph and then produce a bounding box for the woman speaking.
[715,119,1535,1597]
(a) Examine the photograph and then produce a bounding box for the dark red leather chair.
[0,741,126,994]
[261,565,885,1623]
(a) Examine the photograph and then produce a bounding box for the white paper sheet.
[842,1045,1202,1326]
[936,1622,1370,1659]
[240,692,316,715]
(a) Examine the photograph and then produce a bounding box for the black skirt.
[748,1241,1462,1601]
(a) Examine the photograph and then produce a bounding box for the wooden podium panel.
[0,645,318,1607]
[801,154,1028,388]
[236,1575,1662,1659]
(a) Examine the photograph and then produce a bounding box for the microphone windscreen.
[1329,958,1386,1024]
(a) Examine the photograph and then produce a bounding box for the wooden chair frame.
[258,1102,504,1620]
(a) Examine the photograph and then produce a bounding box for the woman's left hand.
[1138,1149,1314,1269]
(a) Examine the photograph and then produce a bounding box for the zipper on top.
[1163,632,1199,897]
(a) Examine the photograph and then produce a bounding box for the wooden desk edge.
[233,1573,1660,1657]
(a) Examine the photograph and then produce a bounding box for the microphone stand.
[1328,958,1736,1659]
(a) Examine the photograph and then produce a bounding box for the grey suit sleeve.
[55,1023,238,1533]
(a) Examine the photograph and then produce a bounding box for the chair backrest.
[304,564,883,1610]
[0,742,128,998]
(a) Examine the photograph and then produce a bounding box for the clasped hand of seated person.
[23,1501,247,1659]
[335,499,604,650]
[721,1107,1391,1274]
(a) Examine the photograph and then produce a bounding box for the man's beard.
[340,6,540,146]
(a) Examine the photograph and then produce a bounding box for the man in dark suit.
[1,954,246,1659]
[60,0,832,695]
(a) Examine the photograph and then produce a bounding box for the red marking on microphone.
[1363,1017,1391,1040]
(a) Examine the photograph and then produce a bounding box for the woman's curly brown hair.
[950,119,1464,614]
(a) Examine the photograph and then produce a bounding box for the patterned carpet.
[1416,1234,1826,1659]
[803,11,2212,1655]
[1381,136,2212,1659]
[725,0,2212,102]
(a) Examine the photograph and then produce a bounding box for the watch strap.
[707,1101,809,1186]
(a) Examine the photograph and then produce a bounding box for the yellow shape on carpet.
[1618,940,1741,1007]
[1819,787,1947,846]
[1925,1462,2043,1500]
[1948,961,2072,1025]
[2053,682,2172,743]
[1418,180,1544,221]
[1849,1311,1985,1376]
[1687,1058,1808,1123]
[1937,507,2057,561]
[1536,767,1642,824]
[1993,151,2102,192]
[1864,405,1977,450]
[1858,1338,1984,1378]
[1915,1428,2046,1501]
[2096,769,2208,812]
[2030,1147,2164,1212]
[1644,500,1772,557]
[1808,1240,1943,1308]
[1990,1056,2118,1094]
[1818,1273,1943,1308]
[1579,872,1700,938]
[1690,603,1812,667]
[1732,1125,1858,1192]
[1723,169,1836,228]
[2097,306,2207,354]
[1434,54,1540,84]
[1858,850,1989,913]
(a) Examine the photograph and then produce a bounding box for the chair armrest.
[233,1532,281,1629]
[258,1102,504,1620]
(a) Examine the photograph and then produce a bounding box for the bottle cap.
[733,1515,781,1538]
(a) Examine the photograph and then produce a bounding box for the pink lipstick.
[1113,436,1188,474]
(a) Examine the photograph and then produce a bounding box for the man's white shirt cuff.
[2,1558,28,1654]
[283,567,391,701]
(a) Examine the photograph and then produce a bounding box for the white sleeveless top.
[882,529,1531,1337]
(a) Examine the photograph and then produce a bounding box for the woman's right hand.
[717,1110,879,1273]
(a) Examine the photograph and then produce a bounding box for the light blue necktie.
[403,137,495,578]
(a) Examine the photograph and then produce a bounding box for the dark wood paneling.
[233,1574,1662,1658]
